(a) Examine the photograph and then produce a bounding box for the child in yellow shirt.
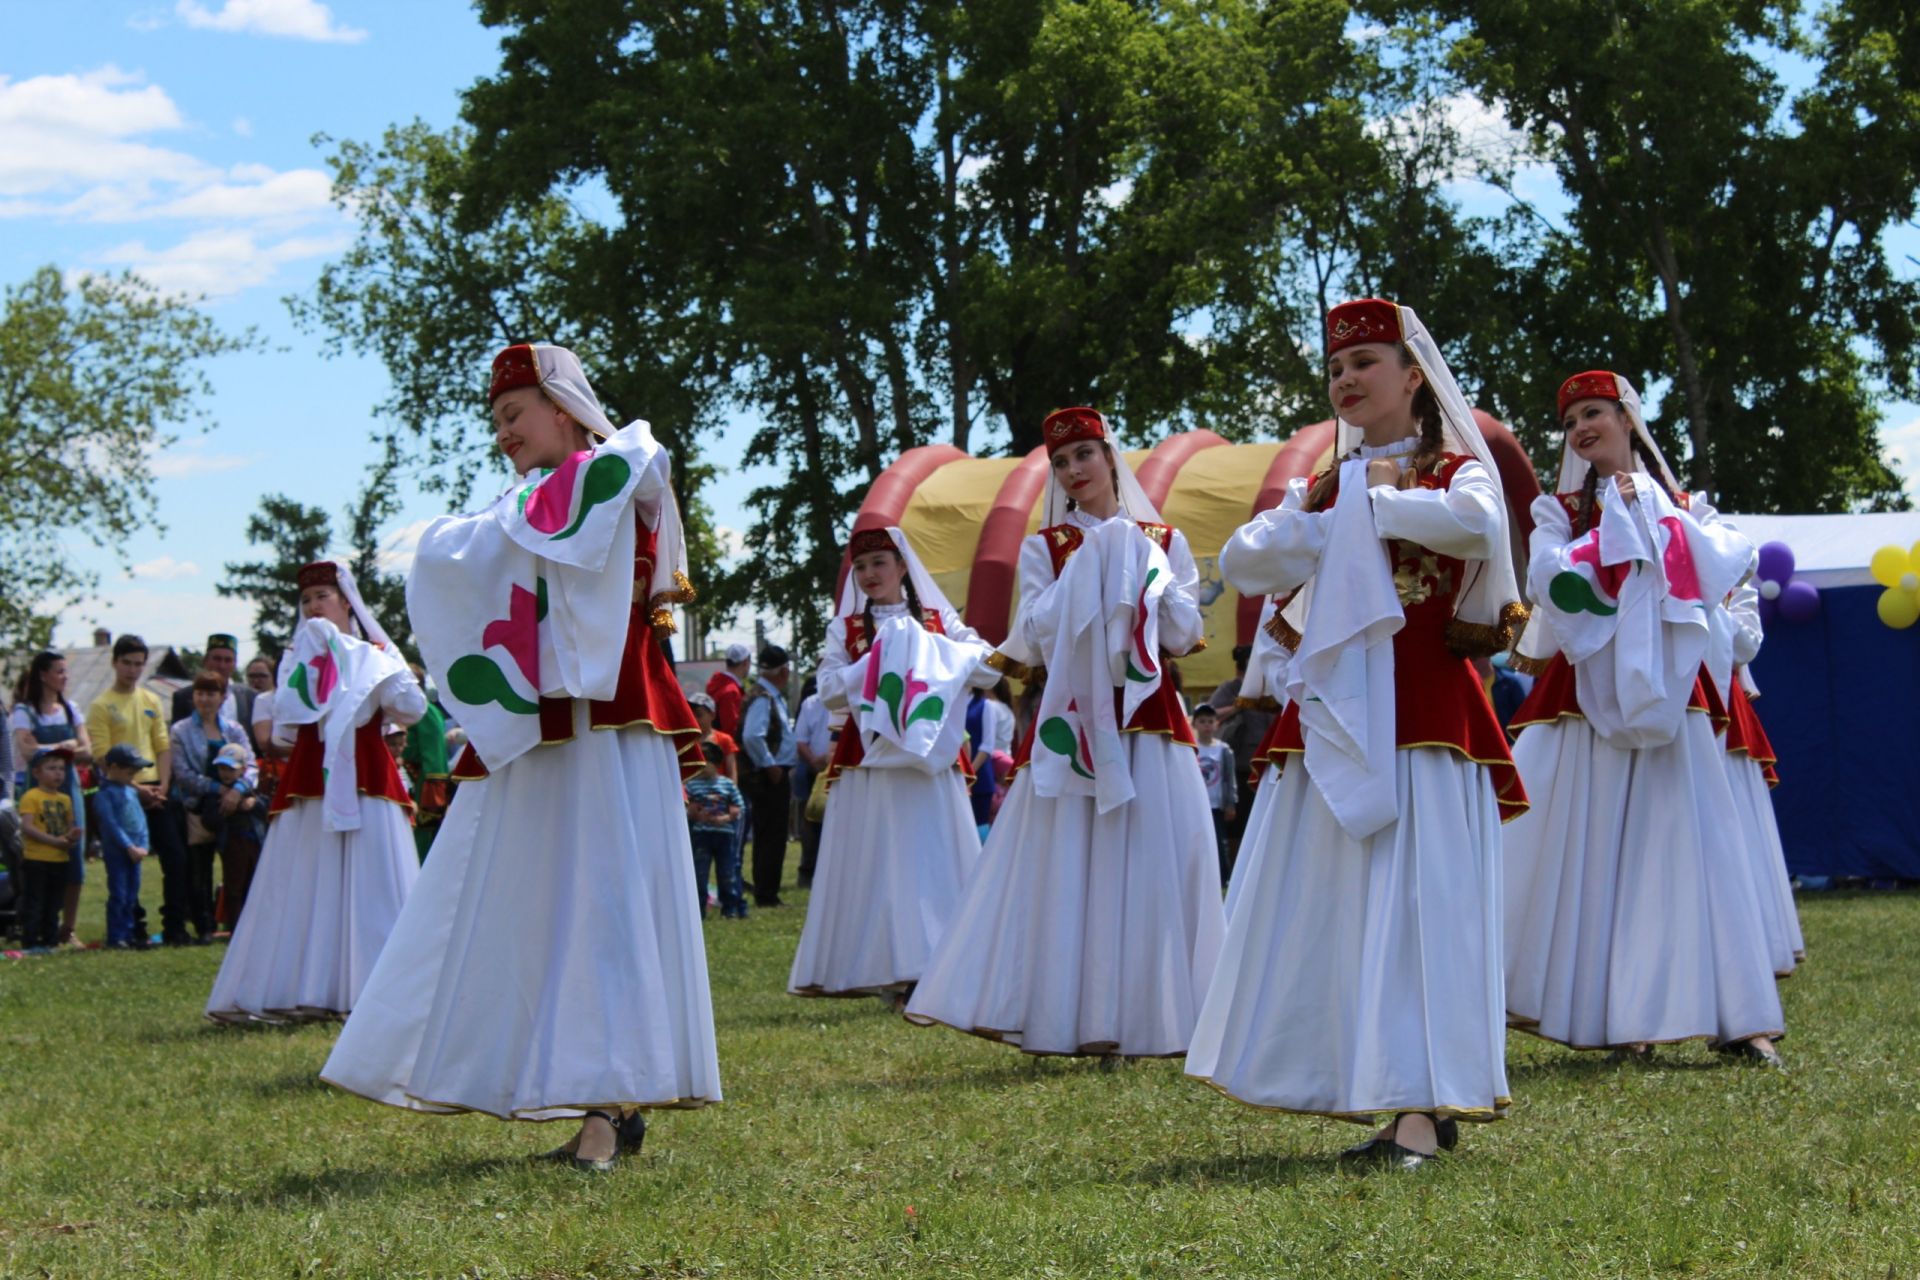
[16,749,82,951]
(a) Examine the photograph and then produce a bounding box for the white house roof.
[1720,512,1920,587]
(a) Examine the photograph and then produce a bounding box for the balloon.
[1758,579,1782,600]
[1870,544,1912,588]
[1779,579,1821,622]
[1877,586,1920,630]
[1755,541,1796,584]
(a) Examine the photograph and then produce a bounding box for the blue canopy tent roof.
[1725,512,1920,879]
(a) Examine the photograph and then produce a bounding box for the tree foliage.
[0,266,261,655]
[217,496,333,660]
[1369,0,1920,510]
[296,0,1919,656]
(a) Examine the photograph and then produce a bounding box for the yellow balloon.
[1871,544,1912,588]
[1878,586,1920,629]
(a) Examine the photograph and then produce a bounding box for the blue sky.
[7,1,1916,654]
[4,0,775,654]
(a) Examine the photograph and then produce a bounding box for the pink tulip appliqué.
[1657,516,1704,604]
[446,579,549,718]
[481,579,547,687]
[1551,530,1631,617]
[1126,566,1161,682]
[520,451,633,541]
[286,639,342,712]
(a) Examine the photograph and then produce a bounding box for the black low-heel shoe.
[1341,1138,1439,1171]
[1436,1117,1459,1151]
[618,1110,647,1155]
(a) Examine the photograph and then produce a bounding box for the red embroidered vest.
[1251,456,1527,822]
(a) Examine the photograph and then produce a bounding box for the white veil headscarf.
[1282,303,1525,655]
[1552,370,1682,495]
[1037,408,1165,529]
[491,342,695,630]
[836,526,960,620]
[301,558,393,650]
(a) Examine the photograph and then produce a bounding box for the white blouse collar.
[1067,506,1129,529]
[1356,436,1420,460]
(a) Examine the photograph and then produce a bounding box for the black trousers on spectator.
[742,766,790,906]
[18,859,66,948]
[187,842,219,937]
[146,798,191,942]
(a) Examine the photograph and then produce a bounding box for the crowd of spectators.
[6,630,1537,951]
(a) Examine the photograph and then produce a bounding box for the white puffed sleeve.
[374,666,427,729]
[1005,533,1063,664]
[1369,459,1504,562]
[816,616,855,711]
[1524,492,1578,605]
[939,606,1004,688]
[1219,477,1331,596]
[1157,528,1205,656]
[1728,578,1765,665]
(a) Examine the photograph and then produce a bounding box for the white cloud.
[126,555,201,581]
[94,226,351,298]
[1370,90,1546,185]
[144,168,334,222]
[714,524,750,561]
[1883,414,1920,498]
[176,0,367,43]
[0,68,207,198]
[231,116,253,137]
[145,436,262,477]
[53,586,258,652]
[374,518,435,576]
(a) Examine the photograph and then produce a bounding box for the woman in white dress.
[1502,369,1784,1067]
[1707,579,1803,979]
[206,560,424,1023]
[788,526,995,1003]
[904,407,1225,1059]
[1186,299,1530,1169]
[322,343,718,1172]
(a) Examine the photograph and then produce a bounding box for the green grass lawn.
[3,857,1917,1279]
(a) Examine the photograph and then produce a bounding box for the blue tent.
[1732,513,1920,879]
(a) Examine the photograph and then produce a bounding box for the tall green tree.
[0,266,261,654]
[217,497,333,659]
[1370,0,1919,510]
[302,0,1436,653]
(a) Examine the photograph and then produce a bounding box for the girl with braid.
[1501,370,1784,1068]
[787,527,996,1004]
[1189,299,1529,1169]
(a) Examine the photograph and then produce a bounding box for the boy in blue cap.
[94,743,154,949]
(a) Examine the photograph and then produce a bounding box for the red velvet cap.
[848,527,896,558]
[1557,370,1623,419]
[489,344,541,403]
[1325,298,1402,355]
[296,561,339,592]
[1042,407,1109,455]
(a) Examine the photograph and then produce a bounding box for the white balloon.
[1758,579,1782,600]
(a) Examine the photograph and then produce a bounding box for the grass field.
[2,858,1918,1279]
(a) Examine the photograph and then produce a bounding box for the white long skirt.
[205,793,418,1023]
[1503,714,1785,1049]
[1725,751,1804,977]
[321,710,720,1119]
[904,734,1225,1057]
[1186,748,1510,1123]
[788,765,980,997]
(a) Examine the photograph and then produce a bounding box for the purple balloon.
[1756,540,1796,585]
[1779,578,1821,622]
